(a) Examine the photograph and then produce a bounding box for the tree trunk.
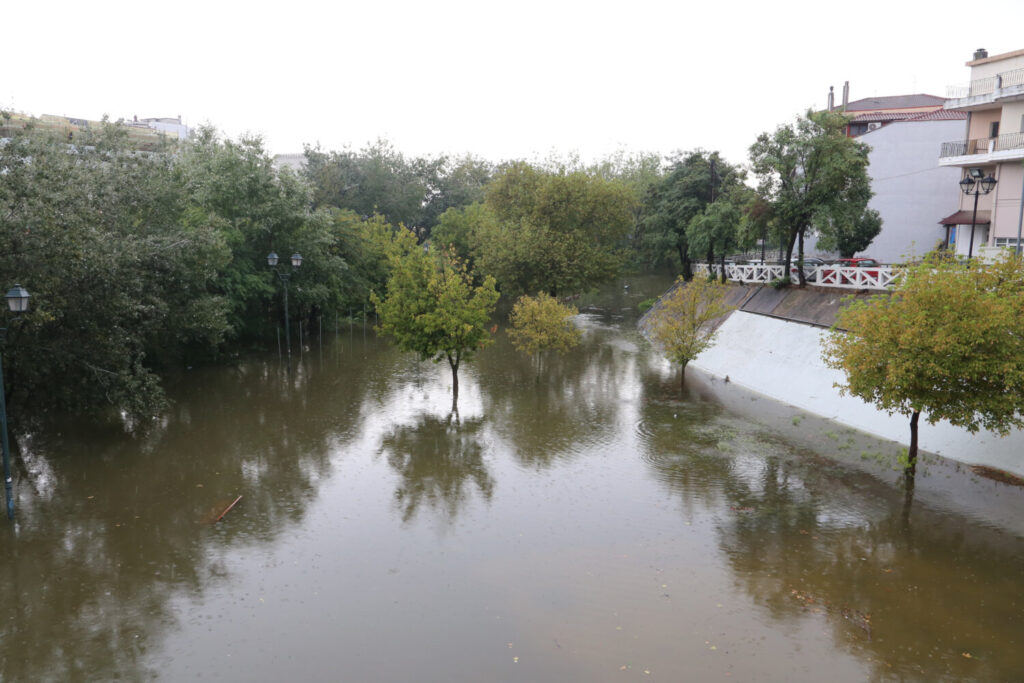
[719,253,727,284]
[783,229,797,282]
[677,244,692,281]
[448,354,460,404]
[796,228,807,287]
[680,362,687,391]
[906,410,919,476]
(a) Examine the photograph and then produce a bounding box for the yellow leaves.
[648,277,734,369]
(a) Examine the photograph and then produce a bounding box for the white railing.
[694,263,901,290]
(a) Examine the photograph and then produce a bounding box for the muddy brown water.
[2,275,1023,682]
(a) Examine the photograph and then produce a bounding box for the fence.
[694,263,902,290]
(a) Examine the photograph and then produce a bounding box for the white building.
[856,110,967,262]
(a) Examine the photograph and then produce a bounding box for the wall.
[993,162,1024,239]
[857,119,964,261]
[689,310,1024,476]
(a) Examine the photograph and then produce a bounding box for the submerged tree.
[647,277,735,388]
[373,244,498,404]
[823,253,1024,476]
[507,293,582,374]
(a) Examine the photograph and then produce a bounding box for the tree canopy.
[822,253,1024,473]
[372,243,499,403]
[507,293,582,358]
[647,277,735,387]
[749,110,878,283]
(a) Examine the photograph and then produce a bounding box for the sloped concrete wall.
[690,310,1024,477]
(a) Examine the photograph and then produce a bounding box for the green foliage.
[823,253,1024,467]
[0,120,230,420]
[475,162,634,297]
[648,277,735,382]
[372,246,499,399]
[769,277,790,290]
[750,111,878,281]
[638,151,744,276]
[507,293,582,356]
[638,298,657,313]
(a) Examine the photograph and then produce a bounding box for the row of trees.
[0,105,880,422]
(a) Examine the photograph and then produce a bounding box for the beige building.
[938,47,1024,255]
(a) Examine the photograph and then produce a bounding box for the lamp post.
[267,252,303,364]
[959,169,997,259]
[1,284,30,520]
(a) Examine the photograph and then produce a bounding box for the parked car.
[789,256,827,282]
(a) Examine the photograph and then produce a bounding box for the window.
[995,238,1021,249]
[990,120,1000,138]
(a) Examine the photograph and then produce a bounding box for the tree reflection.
[475,324,631,469]
[638,368,1024,680]
[0,338,386,681]
[379,410,493,523]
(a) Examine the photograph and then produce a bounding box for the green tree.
[647,277,735,388]
[0,118,230,420]
[638,151,744,277]
[476,162,633,297]
[749,110,877,284]
[507,293,582,373]
[822,253,1024,475]
[372,246,499,403]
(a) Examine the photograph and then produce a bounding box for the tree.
[749,110,877,285]
[476,162,633,297]
[507,293,582,373]
[639,151,744,278]
[822,253,1024,476]
[372,245,499,404]
[687,186,754,283]
[647,277,735,388]
[0,118,231,421]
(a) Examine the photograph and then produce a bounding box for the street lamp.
[1,284,30,520]
[267,252,303,363]
[959,169,997,259]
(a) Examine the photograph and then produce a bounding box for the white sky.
[5,0,1023,167]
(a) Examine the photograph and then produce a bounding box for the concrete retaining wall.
[645,283,1024,477]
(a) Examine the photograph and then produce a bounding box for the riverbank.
[641,282,1024,479]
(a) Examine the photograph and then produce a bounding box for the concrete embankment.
[641,282,1024,478]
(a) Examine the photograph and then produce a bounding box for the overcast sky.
[5,0,1023,167]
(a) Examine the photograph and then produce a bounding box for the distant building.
[938,47,1024,255]
[133,115,189,140]
[855,109,967,262]
[273,153,306,172]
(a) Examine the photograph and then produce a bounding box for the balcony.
[938,131,1024,165]
[946,67,1024,109]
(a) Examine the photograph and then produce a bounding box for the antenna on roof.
[842,81,849,110]
[827,86,834,112]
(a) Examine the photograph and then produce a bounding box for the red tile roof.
[939,210,990,225]
[906,110,968,121]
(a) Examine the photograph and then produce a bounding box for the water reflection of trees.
[475,326,635,468]
[379,411,493,523]
[0,337,387,681]
[638,370,1024,680]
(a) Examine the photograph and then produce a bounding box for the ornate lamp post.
[267,252,303,363]
[959,169,997,259]
[1,284,30,520]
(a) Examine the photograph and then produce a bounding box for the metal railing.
[693,263,902,291]
[940,131,1024,158]
[946,68,1024,99]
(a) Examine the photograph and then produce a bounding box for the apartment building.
[938,47,1024,255]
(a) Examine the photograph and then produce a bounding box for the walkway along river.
[1,275,1023,681]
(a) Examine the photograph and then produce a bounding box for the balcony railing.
[946,68,1024,99]
[939,131,1024,158]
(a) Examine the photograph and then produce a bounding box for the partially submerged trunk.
[448,352,461,404]
[906,410,920,476]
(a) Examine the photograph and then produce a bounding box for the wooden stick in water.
[216,495,243,522]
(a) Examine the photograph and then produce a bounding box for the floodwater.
[2,275,1024,682]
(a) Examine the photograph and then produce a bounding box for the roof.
[939,210,990,225]
[843,94,946,111]
[905,109,967,121]
[968,48,1024,66]
[850,111,917,123]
